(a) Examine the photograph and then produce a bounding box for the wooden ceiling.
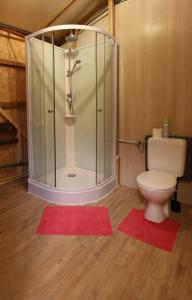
[0,0,107,34]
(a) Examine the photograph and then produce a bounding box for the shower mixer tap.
[67,98,74,115]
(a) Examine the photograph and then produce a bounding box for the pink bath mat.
[37,206,112,236]
[117,208,179,252]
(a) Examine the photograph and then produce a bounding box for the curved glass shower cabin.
[26,25,117,204]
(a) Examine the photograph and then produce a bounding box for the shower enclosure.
[26,25,117,204]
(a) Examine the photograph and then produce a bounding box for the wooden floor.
[0,180,192,300]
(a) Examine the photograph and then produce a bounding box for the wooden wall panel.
[0,32,25,63]
[115,0,192,204]
[0,68,26,102]
[119,143,145,187]
[178,182,192,205]
[116,0,192,140]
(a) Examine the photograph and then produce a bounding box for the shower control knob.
[48,110,54,113]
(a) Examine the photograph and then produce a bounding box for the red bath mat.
[117,208,179,252]
[37,206,112,236]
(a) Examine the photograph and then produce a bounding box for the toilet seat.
[137,170,176,191]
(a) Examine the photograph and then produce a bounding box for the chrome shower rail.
[117,139,144,152]
[117,139,141,145]
[25,24,115,41]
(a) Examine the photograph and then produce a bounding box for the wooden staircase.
[0,29,28,185]
[0,102,27,138]
[0,121,20,185]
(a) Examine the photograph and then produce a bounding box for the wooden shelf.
[0,59,25,69]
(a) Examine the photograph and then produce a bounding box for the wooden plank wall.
[116,0,192,140]
[0,30,27,183]
[114,0,192,204]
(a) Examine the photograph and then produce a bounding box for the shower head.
[65,32,78,43]
[67,59,81,76]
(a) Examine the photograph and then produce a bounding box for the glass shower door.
[73,31,97,181]
[96,33,105,184]
[96,34,115,184]
[29,34,56,187]
[54,40,66,186]
[104,37,115,180]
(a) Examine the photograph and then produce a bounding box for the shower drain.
[67,173,76,177]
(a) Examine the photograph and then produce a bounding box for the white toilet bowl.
[137,170,176,223]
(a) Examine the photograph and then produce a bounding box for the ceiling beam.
[45,0,77,27]
[108,0,115,35]
[76,1,107,27]
[0,23,30,38]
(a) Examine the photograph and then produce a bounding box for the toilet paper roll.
[152,128,163,139]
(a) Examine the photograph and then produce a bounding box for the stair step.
[0,161,28,168]
[0,102,26,109]
[0,59,25,69]
[0,122,17,133]
[0,108,27,138]
[0,137,18,145]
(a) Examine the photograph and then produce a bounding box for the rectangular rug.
[37,206,112,236]
[117,208,180,252]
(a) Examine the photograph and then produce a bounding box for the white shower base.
[39,167,104,189]
[28,167,117,205]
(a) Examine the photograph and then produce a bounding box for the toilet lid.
[137,170,176,190]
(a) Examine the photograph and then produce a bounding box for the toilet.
[137,138,186,223]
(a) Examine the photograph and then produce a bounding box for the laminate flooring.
[0,179,192,300]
